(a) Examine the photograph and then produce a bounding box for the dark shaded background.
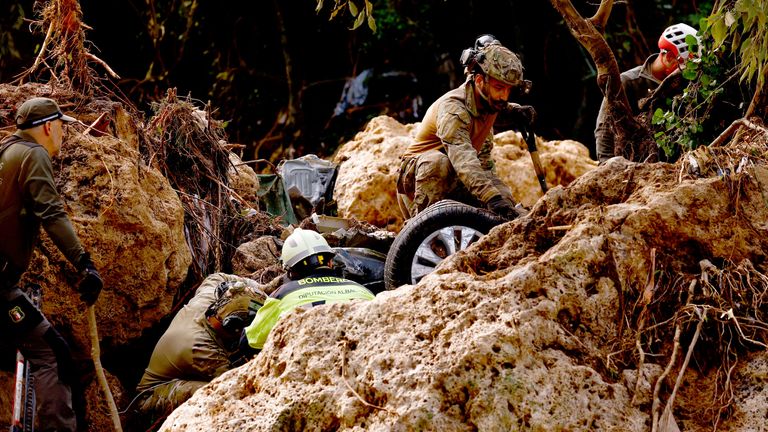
[1,1,710,160]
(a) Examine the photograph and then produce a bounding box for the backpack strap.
[0,135,24,158]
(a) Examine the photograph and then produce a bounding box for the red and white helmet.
[658,23,700,60]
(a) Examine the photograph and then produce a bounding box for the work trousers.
[396,150,481,219]
[137,379,207,418]
[0,287,77,432]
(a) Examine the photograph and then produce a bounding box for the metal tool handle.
[522,126,548,194]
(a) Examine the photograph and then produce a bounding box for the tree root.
[651,325,680,432]
[340,341,392,413]
[88,306,123,431]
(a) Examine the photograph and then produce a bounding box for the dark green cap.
[15,97,77,130]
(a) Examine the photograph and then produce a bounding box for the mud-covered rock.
[333,116,416,231]
[332,115,596,232]
[162,148,768,431]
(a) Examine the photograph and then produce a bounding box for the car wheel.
[384,200,504,290]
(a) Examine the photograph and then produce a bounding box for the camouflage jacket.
[137,273,259,392]
[403,79,509,204]
[595,54,661,161]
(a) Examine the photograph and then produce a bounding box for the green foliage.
[0,3,25,62]
[707,0,768,87]
[648,1,768,159]
[651,30,733,158]
[315,0,377,32]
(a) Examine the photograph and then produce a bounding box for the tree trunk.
[549,0,658,162]
[745,65,768,121]
[273,0,302,134]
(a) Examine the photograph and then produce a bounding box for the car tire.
[384,200,504,290]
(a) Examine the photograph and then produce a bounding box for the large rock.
[333,116,416,231]
[161,152,768,431]
[332,115,596,232]
[0,85,192,431]
[34,103,192,350]
[492,131,598,207]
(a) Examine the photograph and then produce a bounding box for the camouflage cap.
[477,45,523,86]
[207,281,267,334]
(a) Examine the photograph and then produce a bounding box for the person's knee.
[416,151,451,179]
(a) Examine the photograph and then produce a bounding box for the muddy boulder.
[332,115,596,232]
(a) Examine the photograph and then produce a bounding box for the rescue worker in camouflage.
[135,273,266,418]
[595,23,700,163]
[242,228,374,352]
[396,36,535,220]
[0,97,103,432]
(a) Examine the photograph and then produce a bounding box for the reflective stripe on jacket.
[245,272,374,350]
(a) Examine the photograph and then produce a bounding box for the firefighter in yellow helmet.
[241,228,374,353]
[396,35,534,220]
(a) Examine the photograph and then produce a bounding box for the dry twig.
[340,341,392,413]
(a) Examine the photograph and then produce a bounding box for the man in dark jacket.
[0,97,103,432]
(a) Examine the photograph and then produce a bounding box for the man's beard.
[477,82,508,112]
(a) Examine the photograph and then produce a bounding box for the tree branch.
[588,0,613,32]
[549,0,657,162]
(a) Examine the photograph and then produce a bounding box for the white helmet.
[658,23,700,60]
[281,228,334,270]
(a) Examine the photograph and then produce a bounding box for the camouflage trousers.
[136,379,207,418]
[396,150,482,219]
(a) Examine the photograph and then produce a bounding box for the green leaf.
[731,30,742,54]
[685,34,699,53]
[367,14,377,32]
[699,16,709,33]
[711,17,727,48]
[349,1,359,16]
[683,68,698,80]
[744,1,757,29]
[652,108,666,125]
[701,74,712,86]
[351,10,365,29]
[740,36,753,58]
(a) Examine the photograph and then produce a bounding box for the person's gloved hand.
[487,195,527,220]
[230,329,259,367]
[505,103,537,128]
[76,253,103,306]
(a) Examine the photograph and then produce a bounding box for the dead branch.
[651,325,681,432]
[709,118,768,147]
[588,0,613,31]
[86,53,121,79]
[548,0,657,162]
[661,308,705,430]
[27,22,54,78]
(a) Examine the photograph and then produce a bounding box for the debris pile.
[162,136,768,431]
